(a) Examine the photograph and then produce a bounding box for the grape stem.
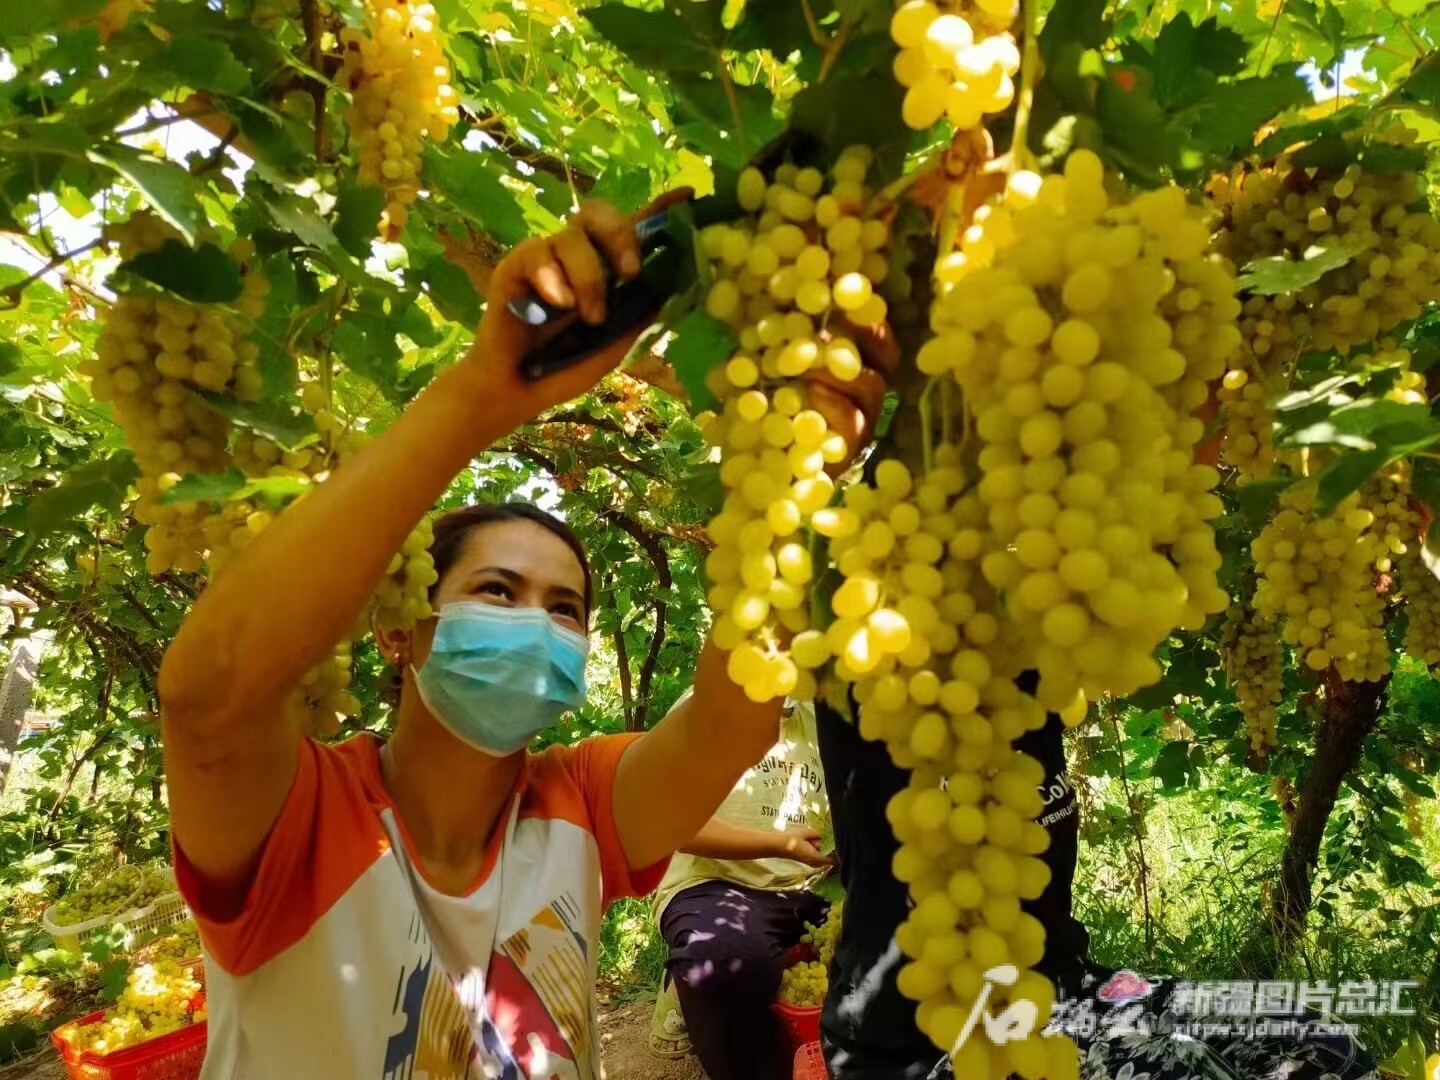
[940,377,954,451]
[1009,0,1041,175]
[937,179,967,267]
[919,377,937,475]
[872,146,947,211]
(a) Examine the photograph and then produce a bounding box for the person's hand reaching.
[773,825,836,869]
[465,191,691,419]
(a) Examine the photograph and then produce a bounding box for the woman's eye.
[477,581,512,599]
[552,603,581,621]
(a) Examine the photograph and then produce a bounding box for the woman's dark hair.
[428,502,593,619]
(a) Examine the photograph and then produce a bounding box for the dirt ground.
[0,993,705,1080]
[599,994,707,1080]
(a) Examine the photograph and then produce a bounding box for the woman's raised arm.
[160,201,651,905]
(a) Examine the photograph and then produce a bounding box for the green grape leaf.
[118,241,243,304]
[682,460,724,517]
[24,453,138,539]
[1411,456,1440,512]
[1234,233,1373,296]
[425,147,530,247]
[1188,69,1312,155]
[412,253,483,327]
[813,873,845,904]
[584,6,717,74]
[332,183,386,260]
[86,145,205,245]
[158,469,247,505]
[1254,108,1370,159]
[664,309,735,412]
[0,0,103,42]
[160,469,312,507]
[1284,399,1434,449]
[1152,740,1203,790]
[791,72,907,158]
[193,393,318,447]
[671,73,782,169]
[1150,16,1248,108]
[150,37,250,96]
[1038,0,1110,63]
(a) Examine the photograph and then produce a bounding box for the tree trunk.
[0,630,51,798]
[1263,673,1390,968]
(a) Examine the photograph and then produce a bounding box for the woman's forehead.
[453,518,587,593]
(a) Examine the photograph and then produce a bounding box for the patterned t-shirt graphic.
[175,734,666,1079]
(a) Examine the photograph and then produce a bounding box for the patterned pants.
[926,966,1381,1080]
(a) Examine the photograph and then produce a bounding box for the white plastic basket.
[42,892,193,954]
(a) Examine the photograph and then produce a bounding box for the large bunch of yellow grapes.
[814,450,1072,1079]
[920,151,1233,717]
[1251,482,1390,682]
[340,0,460,240]
[1220,600,1284,757]
[699,146,891,702]
[63,961,204,1055]
[83,214,267,574]
[889,0,1019,132]
[1209,145,1440,369]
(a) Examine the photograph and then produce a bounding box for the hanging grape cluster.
[85,210,438,737]
[1220,598,1284,757]
[1215,367,1276,478]
[889,0,1020,132]
[697,146,892,703]
[1251,482,1390,682]
[920,152,1234,717]
[1399,553,1440,666]
[339,0,460,240]
[1208,147,1440,370]
[82,212,267,575]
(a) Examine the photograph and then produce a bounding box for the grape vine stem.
[1009,0,1041,174]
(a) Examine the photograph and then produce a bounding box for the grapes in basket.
[57,960,204,1055]
[51,866,145,925]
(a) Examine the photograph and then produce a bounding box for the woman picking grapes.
[156,197,892,1079]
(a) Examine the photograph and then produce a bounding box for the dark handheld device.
[509,212,679,382]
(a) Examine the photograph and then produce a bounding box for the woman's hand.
[805,318,901,476]
[772,825,836,869]
[465,191,691,420]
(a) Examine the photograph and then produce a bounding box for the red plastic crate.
[771,999,822,1055]
[50,977,207,1080]
[794,1040,829,1080]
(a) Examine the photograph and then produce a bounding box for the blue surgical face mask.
[412,601,589,756]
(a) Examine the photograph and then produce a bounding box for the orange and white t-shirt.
[175,733,666,1080]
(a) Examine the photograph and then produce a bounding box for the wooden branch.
[611,586,635,730]
[300,0,329,161]
[1265,673,1391,964]
[463,106,597,194]
[0,238,106,309]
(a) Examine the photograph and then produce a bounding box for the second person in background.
[649,696,835,1080]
